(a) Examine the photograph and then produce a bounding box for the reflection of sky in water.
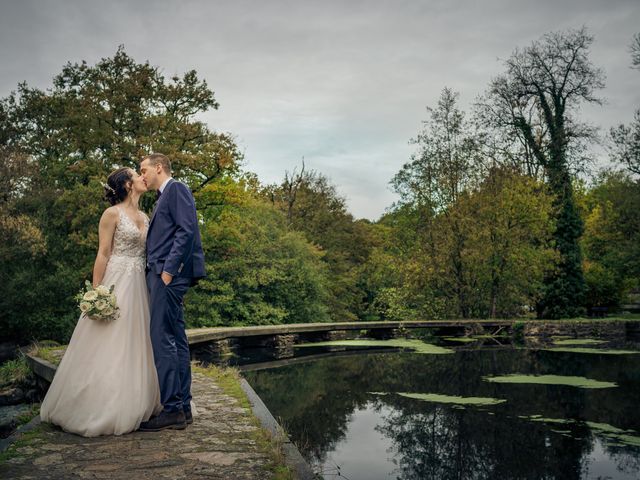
[318,403,396,480]
[581,438,639,480]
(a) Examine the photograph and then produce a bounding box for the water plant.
[483,374,617,389]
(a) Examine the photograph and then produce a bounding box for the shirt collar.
[158,177,172,194]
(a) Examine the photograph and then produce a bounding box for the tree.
[2,46,240,193]
[609,33,640,176]
[392,88,482,211]
[263,168,374,322]
[631,32,640,69]
[478,28,605,318]
[455,168,557,317]
[0,48,241,342]
[581,171,640,309]
[187,177,330,327]
[391,88,482,318]
[610,111,640,175]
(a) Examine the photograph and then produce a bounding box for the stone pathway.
[0,371,281,479]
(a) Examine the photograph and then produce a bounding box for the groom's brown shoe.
[185,410,193,425]
[138,410,187,432]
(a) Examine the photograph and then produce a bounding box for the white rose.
[96,285,110,296]
[109,294,117,307]
[80,302,91,312]
[83,290,98,301]
[102,306,114,316]
[95,300,107,311]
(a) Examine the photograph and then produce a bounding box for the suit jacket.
[146,179,206,282]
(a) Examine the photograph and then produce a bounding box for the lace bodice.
[107,207,148,274]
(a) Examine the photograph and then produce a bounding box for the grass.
[193,363,295,480]
[192,364,250,410]
[14,403,41,428]
[0,356,32,387]
[26,342,66,366]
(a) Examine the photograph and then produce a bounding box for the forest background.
[1,28,639,343]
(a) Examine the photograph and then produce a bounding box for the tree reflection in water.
[243,347,640,479]
[375,399,589,479]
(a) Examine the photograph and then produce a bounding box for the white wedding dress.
[40,207,162,437]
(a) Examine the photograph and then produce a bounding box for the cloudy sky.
[1,0,639,219]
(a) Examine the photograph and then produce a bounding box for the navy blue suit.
[146,179,205,413]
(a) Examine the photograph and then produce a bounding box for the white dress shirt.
[158,177,172,194]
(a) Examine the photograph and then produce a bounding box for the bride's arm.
[92,208,118,287]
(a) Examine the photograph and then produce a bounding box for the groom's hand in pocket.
[161,271,173,286]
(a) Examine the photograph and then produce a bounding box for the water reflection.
[243,347,640,479]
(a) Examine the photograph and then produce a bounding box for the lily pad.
[544,347,639,355]
[295,339,454,354]
[586,421,626,434]
[482,374,617,389]
[524,416,573,424]
[613,434,640,447]
[396,392,506,406]
[585,421,640,446]
[551,339,606,346]
[521,416,640,447]
[443,337,477,343]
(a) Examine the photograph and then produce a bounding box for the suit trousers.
[146,272,192,413]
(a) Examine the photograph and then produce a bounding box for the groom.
[139,153,206,431]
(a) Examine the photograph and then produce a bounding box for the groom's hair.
[142,153,172,174]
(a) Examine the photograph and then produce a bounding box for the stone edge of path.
[18,353,319,479]
[0,354,52,453]
[0,413,41,453]
[239,378,318,480]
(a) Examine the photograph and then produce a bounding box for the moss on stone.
[27,344,66,366]
[193,364,295,479]
[0,423,50,465]
[192,364,250,409]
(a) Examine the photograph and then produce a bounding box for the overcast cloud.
[1,0,639,219]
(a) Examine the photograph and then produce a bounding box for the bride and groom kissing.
[40,153,206,436]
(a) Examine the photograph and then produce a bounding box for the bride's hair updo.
[104,167,133,206]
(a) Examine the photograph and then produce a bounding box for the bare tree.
[609,33,640,175]
[280,158,307,224]
[610,111,640,175]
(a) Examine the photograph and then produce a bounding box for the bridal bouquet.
[76,281,119,322]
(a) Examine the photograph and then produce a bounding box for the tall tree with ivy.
[477,28,605,318]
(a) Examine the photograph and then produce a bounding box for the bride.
[40,167,162,436]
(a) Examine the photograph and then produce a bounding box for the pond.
[240,336,640,480]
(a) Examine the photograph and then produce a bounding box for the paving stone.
[0,372,278,479]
